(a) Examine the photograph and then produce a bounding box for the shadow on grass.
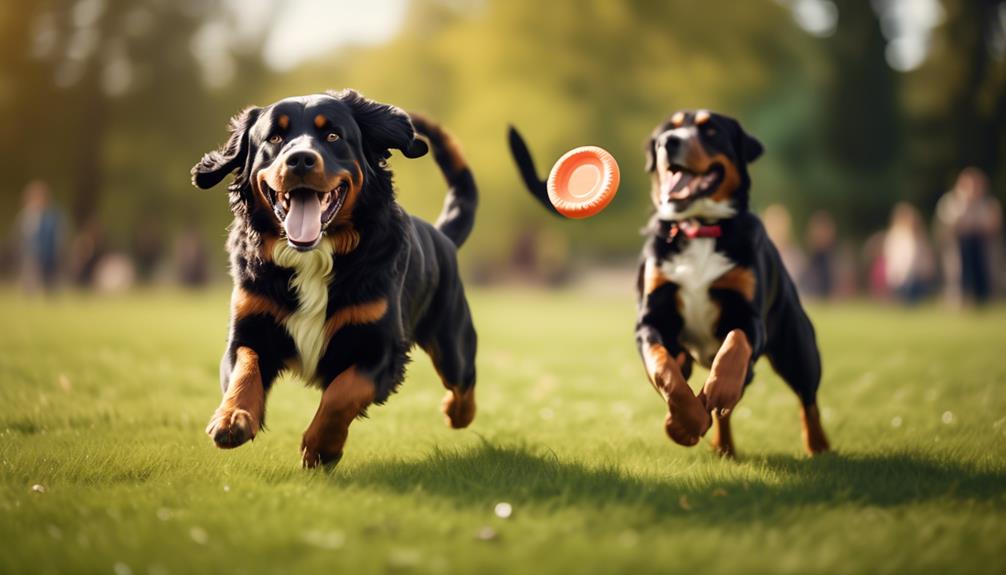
[332,440,1006,521]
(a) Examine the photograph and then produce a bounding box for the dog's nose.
[285,151,317,176]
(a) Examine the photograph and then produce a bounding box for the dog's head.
[644,110,763,221]
[192,90,428,251]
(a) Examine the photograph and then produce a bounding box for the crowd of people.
[4,180,210,294]
[764,167,1004,306]
[4,168,1004,305]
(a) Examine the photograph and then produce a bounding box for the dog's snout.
[285,150,319,176]
[663,135,683,153]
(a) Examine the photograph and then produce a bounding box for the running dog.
[509,110,830,456]
[193,90,478,467]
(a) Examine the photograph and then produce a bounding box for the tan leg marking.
[801,404,831,456]
[711,410,735,458]
[231,286,288,323]
[711,267,756,301]
[301,367,376,468]
[642,343,710,446]
[701,329,751,417]
[643,258,669,296]
[206,346,264,449]
[323,299,388,340]
[424,343,476,429]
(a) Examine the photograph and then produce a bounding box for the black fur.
[509,111,823,426]
[194,90,478,412]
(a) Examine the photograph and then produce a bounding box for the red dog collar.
[668,220,722,241]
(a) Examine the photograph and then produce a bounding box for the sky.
[226,0,410,71]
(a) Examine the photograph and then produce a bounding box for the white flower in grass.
[891,416,903,428]
[494,502,513,519]
[942,411,955,425]
[113,562,132,575]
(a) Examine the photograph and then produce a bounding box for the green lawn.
[1,288,1004,574]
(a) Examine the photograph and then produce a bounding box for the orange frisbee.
[546,146,620,219]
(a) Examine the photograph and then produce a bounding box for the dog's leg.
[422,293,477,429]
[640,341,710,446]
[206,346,264,449]
[301,366,376,468]
[711,410,735,458]
[701,329,752,417]
[800,404,830,455]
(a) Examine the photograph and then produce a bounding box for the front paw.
[205,408,259,449]
[702,376,742,416]
[664,382,711,446]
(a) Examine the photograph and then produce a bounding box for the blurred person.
[862,231,890,300]
[801,210,838,299]
[762,204,806,280]
[175,221,210,287]
[883,202,936,304]
[68,216,106,287]
[936,167,1002,306]
[14,180,62,294]
[132,210,166,283]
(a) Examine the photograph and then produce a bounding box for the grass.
[1,287,1004,575]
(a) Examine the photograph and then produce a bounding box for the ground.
[1,288,1004,575]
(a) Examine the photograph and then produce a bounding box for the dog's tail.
[507,126,559,216]
[410,114,478,248]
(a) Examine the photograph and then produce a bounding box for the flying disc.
[546,146,620,219]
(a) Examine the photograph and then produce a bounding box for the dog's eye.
[705,127,717,137]
[326,132,340,142]
[268,134,283,145]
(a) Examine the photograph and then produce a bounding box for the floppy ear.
[732,120,764,164]
[742,133,764,163]
[335,89,428,161]
[644,136,657,172]
[191,106,261,190]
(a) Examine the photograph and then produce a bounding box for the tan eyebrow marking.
[695,110,711,125]
[314,114,328,129]
[277,114,289,130]
[671,112,686,127]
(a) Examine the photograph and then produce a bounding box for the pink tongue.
[662,171,695,200]
[284,193,322,245]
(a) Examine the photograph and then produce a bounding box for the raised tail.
[410,114,478,248]
[507,126,560,216]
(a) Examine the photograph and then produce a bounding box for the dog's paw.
[441,388,476,429]
[300,441,343,469]
[663,381,711,446]
[205,408,258,449]
[664,413,702,446]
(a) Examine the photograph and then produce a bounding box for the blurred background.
[1,0,1004,305]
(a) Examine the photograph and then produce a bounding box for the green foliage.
[1,289,1005,573]
[0,0,1003,267]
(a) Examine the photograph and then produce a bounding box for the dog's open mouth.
[265,182,348,250]
[660,163,724,204]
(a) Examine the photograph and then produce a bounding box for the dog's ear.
[733,120,764,164]
[191,106,262,190]
[644,135,657,172]
[336,89,428,161]
[742,133,764,163]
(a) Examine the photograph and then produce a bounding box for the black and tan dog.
[192,90,478,467]
[509,110,830,457]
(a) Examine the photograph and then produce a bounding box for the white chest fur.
[272,241,335,384]
[656,239,734,366]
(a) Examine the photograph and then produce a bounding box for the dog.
[509,110,830,457]
[192,90,478,467]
